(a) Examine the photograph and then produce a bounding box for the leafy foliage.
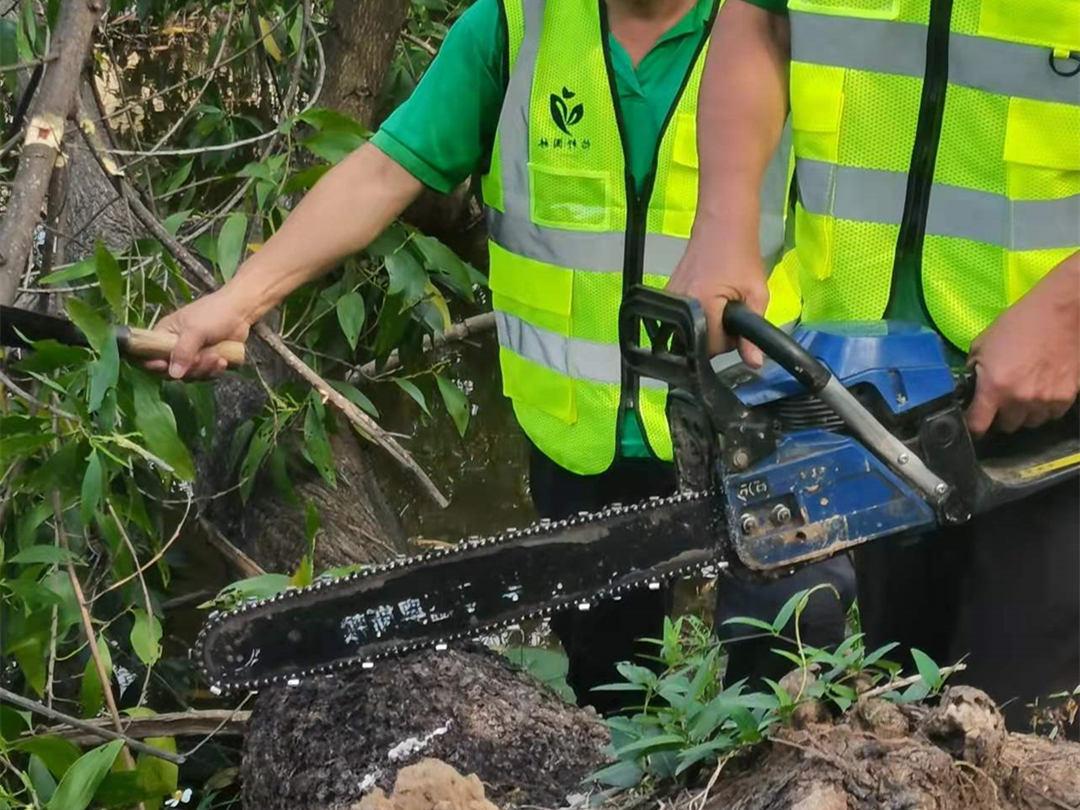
[589,591,952,789]
[1,0,483,806]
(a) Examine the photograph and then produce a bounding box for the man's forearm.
[693,0,790,255]
[228,143,424,321]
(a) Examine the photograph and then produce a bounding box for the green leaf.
[38,258,96,285]
[327,380,379,418]
[910,647,942,691]
[211,573,291,606]
[130,609,163,666]
[65,299,111,353]
[0,432,55,465]
[14,339,88,373]
[772,589,809,634]
[131,371,195,480]
[385,249,428,307]
[613,733,685,757]
[412,233,475,299]
[217,212,248,281]
[94,242,124,319]
[47,739,124,810]
[502,647,573,702]
[335,291,366,350]
[436,375,469,438]
[721,616,775,633]
[302,401,336,487]
[80,638,112,718]
[615,662,659,689]
[80,450,104,525]
[238,421,273,502]
[589,759,643,789]
[394,378,429,415]
[301,128,366,163]
[6,546,80,566]
[297,108,370,138]
[87,338,119,413]
[14,736,81,779]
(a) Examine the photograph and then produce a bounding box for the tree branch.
[0,686,186,765]
[34,708,249,747]
[0,0,105,306]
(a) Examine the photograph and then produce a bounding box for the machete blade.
[196,490,724,693]
[0,306,91,350]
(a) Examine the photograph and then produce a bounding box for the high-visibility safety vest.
[481,0,800,475]
[777,0,1080,352]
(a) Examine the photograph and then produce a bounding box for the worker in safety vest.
[669,0,1080,730]
[152,0,855,710]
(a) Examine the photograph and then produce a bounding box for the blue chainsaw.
[196,287,1079,694]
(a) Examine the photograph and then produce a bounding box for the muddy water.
[371,330,536,543]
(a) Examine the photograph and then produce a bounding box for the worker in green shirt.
[151,0,855,709]
[670,0,1079,729]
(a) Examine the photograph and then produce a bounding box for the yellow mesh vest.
[782,0,1080,351]
[482,0,798,475]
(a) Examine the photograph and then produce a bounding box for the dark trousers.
[855,480,1079,732]
[529,446,855,712]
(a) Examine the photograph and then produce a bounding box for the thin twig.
[94,487,193,599]
[402,32,438,56]
[199,518,266,578]
[53,491,146,802]
[0,366,77,420]
[860,664,966,700]
[107,502,156,708]
[0,686,185,765]
[355,311,496,379]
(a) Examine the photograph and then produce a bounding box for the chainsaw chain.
[194,489,722,694]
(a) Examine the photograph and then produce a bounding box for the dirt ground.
[689,686,1080,810]
[243,650,1079,810]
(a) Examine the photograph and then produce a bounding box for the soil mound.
[241,648,608,810]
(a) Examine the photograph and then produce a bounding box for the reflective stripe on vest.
[786,1,1080,351]
[797,158,1080,251]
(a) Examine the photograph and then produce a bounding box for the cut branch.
[36,708,250,747]
[357,311,495,379]
[0,0,105,306]
[0,686,186,765]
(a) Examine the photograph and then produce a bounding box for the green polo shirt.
[372,0,717,458]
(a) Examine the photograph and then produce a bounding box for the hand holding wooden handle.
[121,327,246,367]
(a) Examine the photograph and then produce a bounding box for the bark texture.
[0,0,105,305]
[240,648,610,810]
[321,0,409,126]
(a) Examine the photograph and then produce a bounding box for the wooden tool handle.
[123,327,246,367]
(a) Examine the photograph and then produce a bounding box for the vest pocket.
[528,163,612,231]
[1001,98,1080,305]
[488,248,576,423]
[790,63,845,164]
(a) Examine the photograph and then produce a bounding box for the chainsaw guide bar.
[195,489,724,694]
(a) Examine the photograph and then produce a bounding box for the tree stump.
[241,648,610,810]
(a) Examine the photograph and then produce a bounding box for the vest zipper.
[599,0,718,463]
[891,0,954,318]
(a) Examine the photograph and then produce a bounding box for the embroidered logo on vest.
[549,86,584,135]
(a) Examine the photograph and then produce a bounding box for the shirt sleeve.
[371,0,508,194]
[738,0,788,12]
